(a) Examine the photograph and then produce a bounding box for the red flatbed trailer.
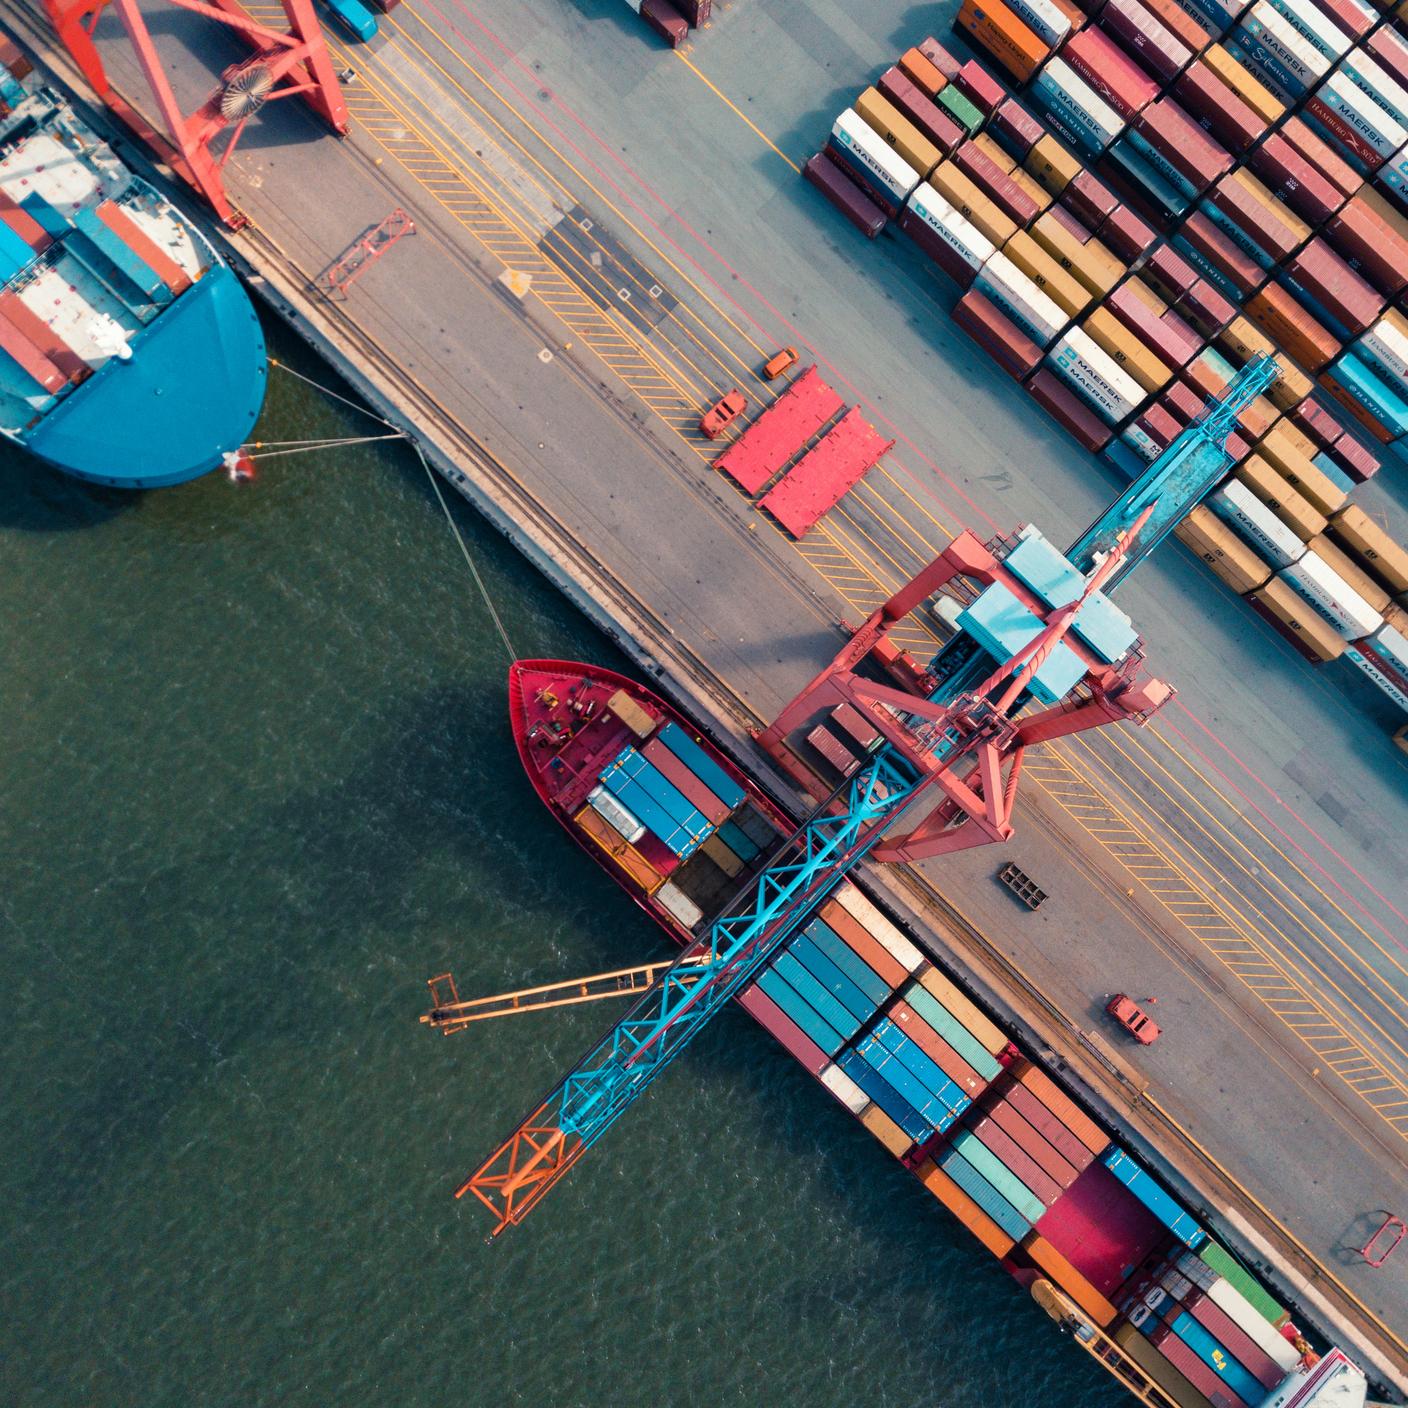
[714,365,843,492]
[759,406,894,537]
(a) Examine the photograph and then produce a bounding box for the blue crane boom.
[455,359,1277,1239]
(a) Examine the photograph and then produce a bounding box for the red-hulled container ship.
[509,660,1358,1408]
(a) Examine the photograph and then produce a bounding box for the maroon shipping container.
[1184,1292,1285,1390]
[919,35,962,80]
[1027,367,1115,451]
[671,0,711,23]
[1101,203,1158,262]
[1284,240,1384,335]
[890,999,988,1094]
[1136,98,1233,190]
[1296,396,1346,445]
[1062,170,1121,230]
[1176,276,1237,336]
[1148,1321,1255,1408]
[1108,283,1203,363]
[639,0,687,46]
[1002,1081,1099,1170]
[1305,0,1371,40]
[900,205,982,285]
[804,154,888,237]
[1205,176,1305,264]
[1144,243,1200,304]
[1249,135,1348,227]
[1324,197,1408,298]
[878,67,966,157]
[1174,62,1265,153]
[1100,0,1193,85]
[1367,24,1408,92]
[955,141,1043,225]
[1049,202,1096,241]
[1064,28,1161,117]
[1280,118,1362,199]
[991,98,1046,161]
[1320,427,1379,481]
[986,1098,1080,1188]
[1161,377,1205,421]
[966,1116,1064,1205]
[1133,402,1181,452]
[955,59,1006,116]
[735,984,829,1076]
[952,289,1045,377]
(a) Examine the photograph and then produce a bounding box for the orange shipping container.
[898,46,947,98]
[916,1158,1018,1258]
[956,0,1049,84]
[575,806,664,893]
[1246,578,1347,662]
[1022,1232,1119,1326]
[1010,1061,1109,1154]
[1244,284,1340,373]
[854,87,942,179]
[861,1102,912,1158]
[1175,505,1273,593]
[929,165,1018,247]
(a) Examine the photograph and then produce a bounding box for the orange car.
[700,389,747,439]
[762,347,799,380]
[1105,993,1161,1045]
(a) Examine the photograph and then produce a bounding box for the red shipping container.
[1367,25,1408,93]
[1249,134,1348,226]
[1027,367,1115,450]
[1324,197,1408,298]
[1176,276,1237,336]
[919,35,962,79]
[1141,0,1213,53]
[1064,28,1161,117]
[1133,402,1182,453]
[967,1116,1064,1205]
[1049,202,1096,241]
[1320,429,1378,481]
[953,289,1045,377]
[1148,1321,1255,1408]
[1107,283,1202,364]
[1280,117,1362,199]
[1144,243,1201,304]
[639,0,687,46]
[734,984,829,1076]
[1284,240,1384,336]
[1161,377,1205,421]
[1296,396,1346,445]
[878,67,965,157]
[805,154,887,237]
[955,141,1042,225]
[890,999,987,1094]
[991,98,1046,160]
[1305,0,1372,40]
[1184,1291,1286,1390]
[986,1099,1080,1188]
[1101,203,1157,261]
[1135,98,1233,190]
[1100,0,1192,85]
[1174,61,1266,153]
[673,0,711,23]
[1062,170,1121,229]
[1002,1081,1098,1170]
[1206,174,1306,265]
[955,59,1006,116]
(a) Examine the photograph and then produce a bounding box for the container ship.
[511,658,1366,1408]
[0,32,265,488]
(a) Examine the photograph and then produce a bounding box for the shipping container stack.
[801,7,1408,724]
[621,0,710,49]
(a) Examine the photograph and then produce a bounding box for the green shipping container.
[937,85,983,135]
[903,982,1002,1080]
[1199,1240,1288,1327]
[952,1130,1045,1223]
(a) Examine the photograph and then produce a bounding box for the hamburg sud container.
[1229,1,1331,102]
[1046,327,1145,421]
[1031,57,1126,156]
[1062,28,1160,118]
[1309,71,1407,171]
[902,183,996,284]
[1356,312,1408,391]
[828,109,921,216]
[1278,548,1384,638]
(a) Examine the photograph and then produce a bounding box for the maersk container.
[904,183,996,277]
[1209,480,1310,567]
[786,932,880,1023]
[1264,0,1350,63]
[837,1047,934,1144]
[1101,1146,1207,1248]
[938,1149,1033,1240]
[1277,550,1385,638]
[1369,618,1408,676]
[1231,3,1331,98]
[1117,133,1199,211]
[903,983,1003,1079]
[1312,72,1407,164]
[805,918,893,1006]
[951,1130,1046,1222]
[1380,142,1408,205]
[755,967,846,1056]
[1344,643,1408,708]
[1032,59,1125,155]
[829,110,921,213]
[1046,328,1145,422]
[1338,49,1408,129]
[975,252,1068,345]
[819,1061,871,1116]
[1006,0,1072,46]
[871,1018,971,1115]
[771,951,866,1043]
[1169,1311,1267,1404]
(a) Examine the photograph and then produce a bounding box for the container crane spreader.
[451,355,1279,1240]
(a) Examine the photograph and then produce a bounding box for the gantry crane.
[451,356,1279,1240]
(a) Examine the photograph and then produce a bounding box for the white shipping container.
[1121,421,1164,463]
[1355,317,1408,388]
[655,880,704,930]
[1345,645,1408,710]
[587,784,646,843]
[1206,1279,1303,1373]
[1368,619,1408,675]
[833,882,924,972]
[1278,550,1385,638]
[1380,141,1408,202]
[1338,50,1408,128]
[1316,72,1407,158]
[820,1062,871,1115]
[1266,0,1351,62]
[1006,0,1072,45]
[1209,481,1309,568]
[1047,327,1143,423]
[1035,59,1124,150]
[976,253,1068,345]
[1245,2,1332,88]
[623,0,643,11]
[906,185,995,273]
[831,109,921,205]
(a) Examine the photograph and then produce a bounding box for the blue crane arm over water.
[457,362,1275,1239]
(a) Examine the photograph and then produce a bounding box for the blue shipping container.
[938,1150,1032,1240]
[74,207,170,303]
[786,933,879,1024]
[1170,1312,1267,1405]
[952,1130,1046,1222]
[603,748,712,839]
[837,1048,933,1144]
[754,968,845,1056]
[901,983,1002,1080]
[596,768,702,858]
[0,221,36,283]
[805,917,892,1005]
[657,722,747,811]
[1328,354,1408,437]
[771,951,866,1044]
[855,1034,955,1130]
[870,1018,970,1117]
[1103,1147,1206,1249]
[718,819,761,863]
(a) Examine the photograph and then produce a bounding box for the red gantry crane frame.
[45,0,349,228]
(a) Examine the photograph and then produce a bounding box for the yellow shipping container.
[860,1103,912,1158]
[1246,578,1347,662]
[1082,307,1173,392]
[1234,455,1328,541]
[1203,43,1286,125]
[1307,535,1391,613]
[1217,317,1310,411]
[929,164,1019,247]
[1004,230,1092,316]
[972,133,1016,173]
[1121,275,1168,315]
[916,966,1008,1055]
[1328,505,1408,593]
[1029,215,1123,297]
[1022,134,1082,195]
[1256,424,1347,516]
[854,87,942,180]
[1175,504,1273,593]
[1006,163,1053,215]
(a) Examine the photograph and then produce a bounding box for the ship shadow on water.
[0,451,134,531]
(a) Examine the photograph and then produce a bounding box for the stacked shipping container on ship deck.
[510,660,1367,1408]
[798,2,1408,733]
